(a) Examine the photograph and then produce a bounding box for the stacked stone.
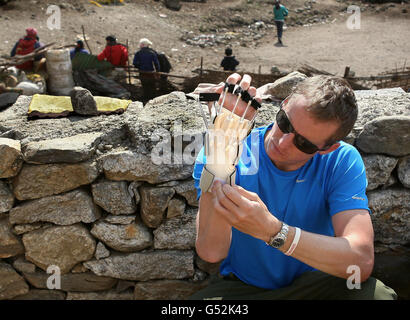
[0,92,213,300]
[0,81,409,299]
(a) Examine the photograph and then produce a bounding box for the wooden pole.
[343,66,350,78]
[126,39,131,85]
[81,25,92,55]
[200,57,203,77]
[258,65,261,87]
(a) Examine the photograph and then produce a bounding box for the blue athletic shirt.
[192,123,370,290]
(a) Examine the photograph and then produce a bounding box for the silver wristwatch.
[266,222,289,249]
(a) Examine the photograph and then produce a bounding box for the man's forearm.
[195,192,232,263]
[279,226,374,281]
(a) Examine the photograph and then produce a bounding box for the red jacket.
[97,44,128,66]
[15,37,37,70]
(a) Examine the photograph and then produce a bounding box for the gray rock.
[173,178,199,207]
[70,86,98,116]
[0,180,14,213]
[9,189,101,225]
[154,208,196,249]
[195,256,221,275]
[397,156,410,188]
[0,92,20,111]
[140,186,175,228]
[23,271,117,292]
[95,242,110,260]
[134,279,208,300]
[354,88,410,130]
[12,222,53,235]
[66,289,134,300]
[167,197,186,219]
[127,181,142,204]
[91,220,153,253]
[0,216,24,258]
[0,137,23,178]
[0,95,31,122]
[362,154,398,190]
[12,289,66,300]
[98,150,194,184]
[254,102,280,128]
[103,214,136,225]
[91,180,136,215]
[71,263,89,273]
[22,132,102,164]
[22,224,96,274]
[0,261,29,300]
[368,188,410,245]
[256,71,307,100]
[126,91,204,164]
[83,250,195,281]
[12,161,99,200]
[12,256,36,274]
[356,116,410,156]
[165,0,181,11]
[0,94,143,147]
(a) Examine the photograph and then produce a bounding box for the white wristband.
[284,227,301,256]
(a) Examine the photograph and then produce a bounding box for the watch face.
[272,238,285,248]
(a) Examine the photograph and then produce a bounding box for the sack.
[157,53,172,73]
[16,81,44,95]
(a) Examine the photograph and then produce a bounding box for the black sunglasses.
[275,100,331,154]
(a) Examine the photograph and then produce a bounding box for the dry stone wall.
[0,86,409,300]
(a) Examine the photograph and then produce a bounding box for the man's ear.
[319,142,340,155]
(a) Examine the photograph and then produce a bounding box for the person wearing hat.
[133,38,160,102]
[70,40,89,60]
[10,28,42,71]
[97,35,128,67]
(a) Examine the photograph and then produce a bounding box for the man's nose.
[278,132,295,149]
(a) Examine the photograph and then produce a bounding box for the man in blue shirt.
[273,0,288,45]
[190,73,396,299]
[133,38,160,102]
[70,40,89,60]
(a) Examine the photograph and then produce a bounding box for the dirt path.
[234,14,410,77]
[0,0,409,82]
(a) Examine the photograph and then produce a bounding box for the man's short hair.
[106,35,116,42]
[290,75,358,144]
[225,47,233,56]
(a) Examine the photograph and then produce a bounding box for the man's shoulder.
[333,141,361,157]
[320,141,364,172]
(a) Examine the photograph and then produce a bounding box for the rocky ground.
[0,0,409,86]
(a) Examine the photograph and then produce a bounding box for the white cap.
[139,38,153,47]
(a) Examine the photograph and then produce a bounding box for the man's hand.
[211,181,281,242]
[193,73,261,121]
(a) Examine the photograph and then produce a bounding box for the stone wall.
[0,88,409,300]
